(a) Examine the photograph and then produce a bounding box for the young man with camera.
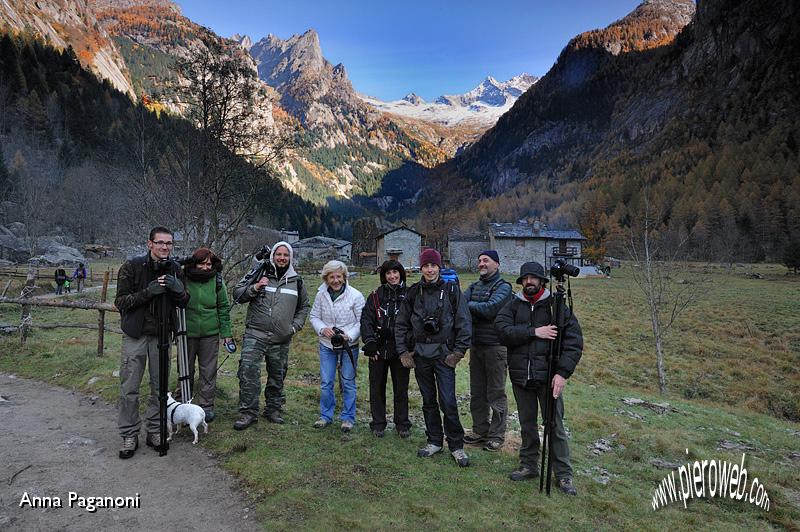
[115,227,190,459]
[395,248,472,467]
[494,261,583,495]
[462,250,513,452]
[360,260,412,438]
[232,241,310,430]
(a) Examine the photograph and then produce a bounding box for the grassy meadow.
[0,263,798,530]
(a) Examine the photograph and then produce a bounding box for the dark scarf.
[185,266,217,283]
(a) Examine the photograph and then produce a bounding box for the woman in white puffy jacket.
[309,260,366,432]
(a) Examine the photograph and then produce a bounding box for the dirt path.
[0,373,259,531]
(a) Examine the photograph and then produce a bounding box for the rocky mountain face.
[245,30,448,202]
[435,0,799,261]
[360,74,538,128]
[0,0,134,96]
[455,0,697,193]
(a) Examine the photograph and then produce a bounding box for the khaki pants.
[468,344,508,443]
[118,334,168,437]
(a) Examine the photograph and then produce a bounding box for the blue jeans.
[319,344,359,423]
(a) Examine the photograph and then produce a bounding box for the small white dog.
[166,392,208,444]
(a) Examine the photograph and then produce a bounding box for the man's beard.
[523,284,540,296]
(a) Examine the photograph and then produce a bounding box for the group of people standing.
[114,226,584,496]
[53,263,87,294]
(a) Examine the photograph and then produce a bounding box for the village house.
[488,221,585,275]
[375,225,424,269]
[292,236,352,264]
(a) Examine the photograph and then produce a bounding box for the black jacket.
[115,254,190,338]
[360,271,407,359]
[463,271,512,346]
[494,289,583,385]
[395,277,472,359]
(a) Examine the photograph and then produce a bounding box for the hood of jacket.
[270,241,298,282]
[379,260,407,286]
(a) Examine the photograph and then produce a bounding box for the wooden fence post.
[97,271,110,356]
[20,263,36,344]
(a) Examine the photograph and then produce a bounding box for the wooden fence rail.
[0,270,118,356]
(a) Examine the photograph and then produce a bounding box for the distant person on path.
[231,241,309,430]
[72,262,87,292]
[462,250,512,452]
[63,278,71,294]
[360,260,411,438]
[114,227,190,459]
[182,247,233,423]
[494,262,583,495]
[54,268,67,295]
[395,248,472,467]
[309,260,365,432]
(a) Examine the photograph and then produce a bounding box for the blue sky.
[176,0,643,101]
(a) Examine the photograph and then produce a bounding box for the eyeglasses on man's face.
[152,240,174,247]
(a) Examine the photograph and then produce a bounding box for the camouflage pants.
[237,335,291,416]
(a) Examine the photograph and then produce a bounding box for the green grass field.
[1,264,798,530]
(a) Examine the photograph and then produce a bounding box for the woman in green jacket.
[183,247,233,422]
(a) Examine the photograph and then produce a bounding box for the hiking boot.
[263,411,284,424]
[341,421,354,433]
[204,409,215,423]
[372,429,385,438]
[397,429,411,439]
[558,477,578,496]
[451,448,470,467]
[463,432,487,445]
[119,435,138,459]
[483,440,503,452]
[313,418,331,429]
[417,443,443,457]
[233,414,258,431]
[145,432,162,448]
[509,466,539,481]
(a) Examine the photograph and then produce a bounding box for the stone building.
[447,232,489,271]
[375,226,424,269]
[488,221,585,275]
[292,236,352,264]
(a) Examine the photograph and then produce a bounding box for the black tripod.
[155,291,171,456]
[539,275,573,495]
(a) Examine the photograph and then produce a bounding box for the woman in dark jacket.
[360,260,411,438]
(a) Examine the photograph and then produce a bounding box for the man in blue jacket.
[462,250,512,452]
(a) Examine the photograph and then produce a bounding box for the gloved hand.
[146,279,166,297]
[163,275,184,294]
[400,351,415,369]
[363,340,378,358]
[444,351,465,368]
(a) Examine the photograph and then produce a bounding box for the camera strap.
[336,344,358,383]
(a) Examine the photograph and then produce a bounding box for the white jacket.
[310,282,366,348]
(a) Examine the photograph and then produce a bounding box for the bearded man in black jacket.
[495,261,583,495]
[360,260,412,439]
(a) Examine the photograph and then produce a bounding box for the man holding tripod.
[494,261,583,495]
[115,227,190,459]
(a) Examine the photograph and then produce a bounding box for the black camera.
[422,316,441,335]
[331,327,346,348]
[550,259,580,281]
[152,258,179,276]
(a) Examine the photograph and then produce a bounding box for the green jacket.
[185,276,233,339]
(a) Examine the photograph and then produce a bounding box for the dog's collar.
[168,401,180,426]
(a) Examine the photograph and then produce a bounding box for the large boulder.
[30,241,85,265]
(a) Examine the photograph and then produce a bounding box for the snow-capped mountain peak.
[361,74,538,127]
